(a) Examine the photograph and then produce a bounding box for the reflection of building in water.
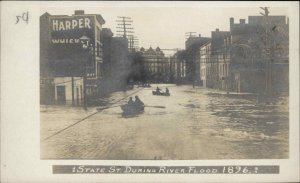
[140,47,170,82]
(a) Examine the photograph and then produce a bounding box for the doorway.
[56,85,66,104]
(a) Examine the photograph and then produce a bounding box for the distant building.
[101,28,130,93]
[199,41,211,88]
[171,50,187,84]
[40,10,105,105]
[140,47,170,82]
[185,35,211,85]
[210,29,230,89]
[110,37,130,88]
[217,33,231,91]
[199,29,231,89]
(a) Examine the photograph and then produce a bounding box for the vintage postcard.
[1,1,299,182]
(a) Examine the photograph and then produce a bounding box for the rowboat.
[137,85,151,88]
[152,91,171,96]
[121,104,144,115]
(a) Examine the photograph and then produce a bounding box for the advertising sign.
[50,16,95,45]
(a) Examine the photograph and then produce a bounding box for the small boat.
[137,84,151,88]
[121,104,144,115]
[152,91,171,96]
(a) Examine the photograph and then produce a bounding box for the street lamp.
[79,34,92,110]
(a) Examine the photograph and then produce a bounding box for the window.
[97,27,101,41]
[96,43,102,57]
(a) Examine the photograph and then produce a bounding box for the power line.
[42,88,144,141]
[185,32,197,39]
[128,35,139,51]
[116,16,133,39]
[116,16,139,52]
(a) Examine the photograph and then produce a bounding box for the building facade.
[40,10,105,105]
[101,28,130,94]
[171,50,187,84]
[229,16,289,94]
[198,15,288,95]
[210,29,231,90]
[140,47,170,82]
[199,42,211,88]
[185,35,211,85]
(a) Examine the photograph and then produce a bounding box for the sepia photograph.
[40,6,289,160]
[1,1,299,182]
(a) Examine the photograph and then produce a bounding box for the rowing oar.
[144,105,166,108]
[96,105,166,111]
[96,105,122,111]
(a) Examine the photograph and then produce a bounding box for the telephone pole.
[260,7,273,96]
[185,32,197,39]
[116,16,134,38]
[128,35,139,52]
[116,16,138,52]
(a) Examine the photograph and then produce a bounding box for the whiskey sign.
[50,16,95,44]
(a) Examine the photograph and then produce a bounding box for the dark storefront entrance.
[56,86,66,104]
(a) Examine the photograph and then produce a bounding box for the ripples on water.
[201,93,289,158]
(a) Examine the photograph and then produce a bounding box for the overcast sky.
[42,2,289,55]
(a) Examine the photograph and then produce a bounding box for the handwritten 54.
[16,11,29,24]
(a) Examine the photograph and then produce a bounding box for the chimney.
[75,10,85,15]
[198,34,201,37]
[230,17,234,31]
[240,19,245,24]
[230,17,234,26]
[216,28,219,32]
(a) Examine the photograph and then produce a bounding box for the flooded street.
[41,84,288,159]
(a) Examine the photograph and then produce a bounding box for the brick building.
[40,10,105,105]
[101,28,130,94]
[198,15,288,94]
[199,41,211,88]
[229,16,289,94]
[185,35,211,85]
[140,47,170,82]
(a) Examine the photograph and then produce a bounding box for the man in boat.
[156,87,161,94]
[134,96,144,106]
[128,97,134,105]
[165,87,169,94]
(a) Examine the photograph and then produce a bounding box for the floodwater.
[41,84,288,159]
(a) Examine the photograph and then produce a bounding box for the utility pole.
[260,7,273,96]
[116,16,138,52]
[128,35,139,52]
[116,16,133,38]
[71,76,74,106]
[185,32,197,39]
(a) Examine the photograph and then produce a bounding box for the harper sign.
[50,16,95,44]
[52,18,92,31]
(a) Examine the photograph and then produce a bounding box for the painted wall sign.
[50,16,95,45]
